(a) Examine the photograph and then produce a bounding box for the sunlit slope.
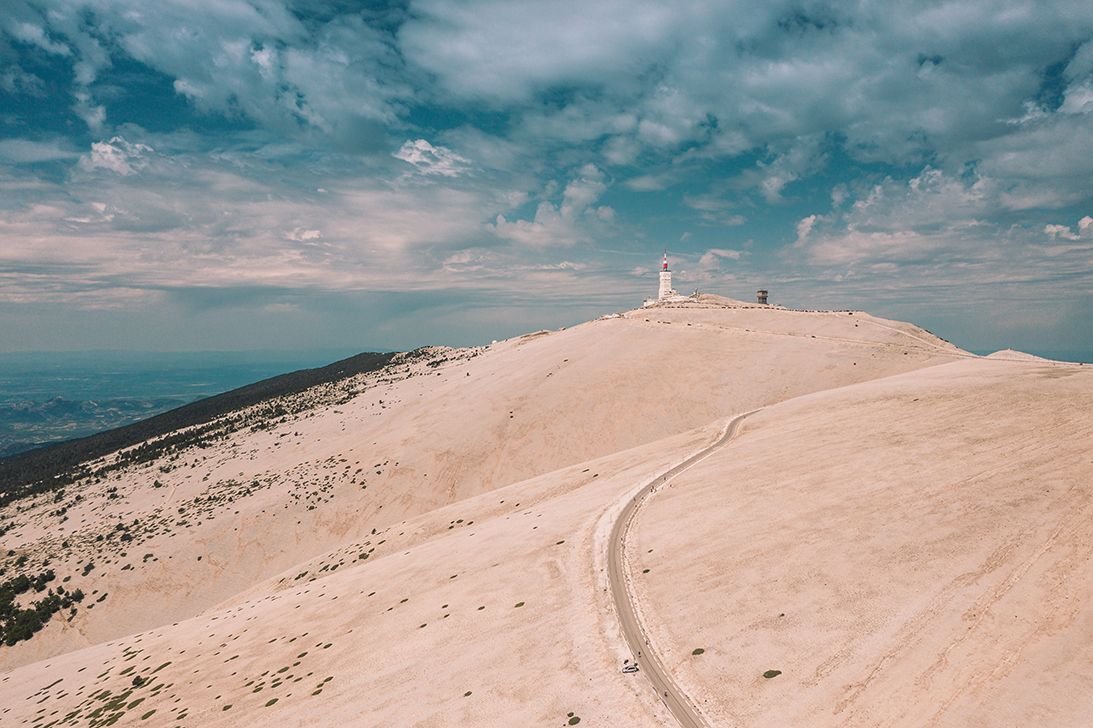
[630,357,1093,726]
[0,299,964,668]
[0,426,722,727]
[2,348,1086,728]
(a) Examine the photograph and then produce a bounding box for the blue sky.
[0,0,1091,355]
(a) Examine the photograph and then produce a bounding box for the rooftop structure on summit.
[643,250,691,307]
[658,250,674,300]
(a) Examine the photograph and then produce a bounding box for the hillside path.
[608,410,756,728]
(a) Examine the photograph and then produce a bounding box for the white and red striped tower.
[658,249,673,300]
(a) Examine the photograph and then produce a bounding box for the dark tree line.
[0,569,85,646]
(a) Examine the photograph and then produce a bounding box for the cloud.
[6,20,69,56]
[0,1,1091,353]
[441,248,489,273]
[624,174,671,192]
[3,0,405,139]
[284,228,323,242]
[683,192,746,226]
[560,164,607,211]
[0,67,46,96]
[784,170,1093,322]
[72,90,106,134]
[698,248,744,268]
[974,113,1093,210]
[402,1,1092,163]
[492,164,613,247]
[7,0,1092,204]
[0,139,79,163]
[1060,39,1093,114]
[795,215,818,245]
[1044,216,1093,241]
[394,139,471,177]
[734,136,827,203]
[79,137,154,176]
[399,0,678,102]
[0,142,497,309]
[791,168,1004,265]
[261,301,300,314]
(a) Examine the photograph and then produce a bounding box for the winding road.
[608,411,756,728]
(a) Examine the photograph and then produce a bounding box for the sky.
[0,0,1091,356]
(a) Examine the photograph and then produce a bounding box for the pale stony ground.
[631,357,1093,727]
[0,296,958,670]
[0,426,723,727]
[1,296,1088,727]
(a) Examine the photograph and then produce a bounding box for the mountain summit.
[2,300,1090,727]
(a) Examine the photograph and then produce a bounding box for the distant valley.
[0,396,188,457]
[0,350,362,456]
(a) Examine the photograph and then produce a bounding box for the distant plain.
[0,350,361,456]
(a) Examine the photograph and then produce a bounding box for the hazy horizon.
[0,347,372,456]
[3,340,1093,365]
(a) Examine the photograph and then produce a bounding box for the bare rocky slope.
[2,296,1087,727]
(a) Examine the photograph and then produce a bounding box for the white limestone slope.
[630,357,1093,726]
[1,302,1090,727]
[0,299,962,670]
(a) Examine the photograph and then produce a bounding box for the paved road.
[607,411,755,728]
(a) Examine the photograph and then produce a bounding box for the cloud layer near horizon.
[1,0,1091,353]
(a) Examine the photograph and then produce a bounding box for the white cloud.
[492,164,612,247]
[441,249,489,273]
[0,144,499,309]
[1044,216,1093,241]
[79,137,154,176]
[284,228,323,242]
[682,192,746,226]
[399,0,678,101]
[795,214,818,244]
[7,21,69,56]
[394,139,471,177]
[975,113,1093,210]
[9,0,403,141]
[698,248,744,268]
[72,90,105,134]
[399,0,1093,211]
[791,168,1004,264]
[10,0,1092,211]
[492,203,569,247]
[1,0,1091,353]
[262,302,300,314]
[624,174,671,192]
[1060,39,1093,114]
[787,171,1093,325]
[560,164,607,212]
[752,137,826,203]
